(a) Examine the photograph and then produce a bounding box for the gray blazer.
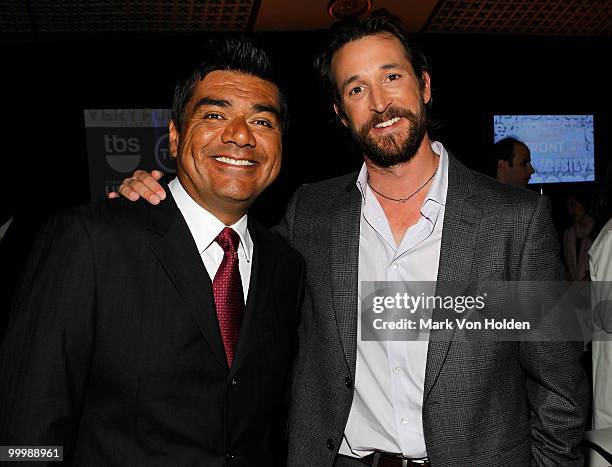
[276,154,588,467]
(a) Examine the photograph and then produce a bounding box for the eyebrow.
[340,63,404,93]
[193,97,230,111]
[381,63,402,70]
[252,103,281,120]
[193,97,280,120]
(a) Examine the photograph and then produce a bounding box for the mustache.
[362,106,418,132]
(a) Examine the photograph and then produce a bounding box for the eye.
[204,113,224,120]
[387,73,401,81]
[348,86,364,96]
[253,119,273,128]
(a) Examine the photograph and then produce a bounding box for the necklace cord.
[367,168,437,203]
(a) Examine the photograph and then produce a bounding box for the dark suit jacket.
[276,154,588,466]
[0,213,43,344]
[0,193,305,467]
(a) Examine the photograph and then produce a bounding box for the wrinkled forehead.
[189,70,281,108]
[331,33,414,85]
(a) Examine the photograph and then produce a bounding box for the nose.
[221,117,256,147]
[369,84,391,114]
[527,163,535,175]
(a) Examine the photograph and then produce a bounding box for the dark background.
[2,30,611,230]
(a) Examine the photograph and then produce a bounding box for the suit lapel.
[329,178,362,379]
[230,220,277,376]
[424,154,482,401]
[148,193,228,370]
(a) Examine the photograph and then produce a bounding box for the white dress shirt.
[168,178,253,300]
[340,141,449,458]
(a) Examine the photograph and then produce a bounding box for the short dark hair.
[490,137,529,177]
[172,35,288,133]
[493,137,526,166]
[314,9,431,112]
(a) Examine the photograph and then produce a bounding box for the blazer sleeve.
[0,209,96,460]
[516,195,589,466]
[271,186,303,244]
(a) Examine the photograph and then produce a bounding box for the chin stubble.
[352,102,428,168]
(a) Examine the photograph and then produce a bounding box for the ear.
[333,102,349,128]
[497,159,508,176]
[169,120,179,159]
[421,71,432,105]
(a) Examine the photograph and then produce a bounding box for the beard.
[350,100,428,168]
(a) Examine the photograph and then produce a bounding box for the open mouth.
[374,116,401,129]
[213,156,256,166]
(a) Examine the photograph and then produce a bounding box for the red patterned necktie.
[212,227,245,367]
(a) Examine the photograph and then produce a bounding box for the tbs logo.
[155,133,176,173]
[105,134,141,173]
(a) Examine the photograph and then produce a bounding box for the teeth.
[214,156,255,166]
[375,117,401,128]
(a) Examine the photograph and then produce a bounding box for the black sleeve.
[0,209,96,463]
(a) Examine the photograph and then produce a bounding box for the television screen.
[493,115,595,184]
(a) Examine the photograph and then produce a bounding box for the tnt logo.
[105,134,141,173]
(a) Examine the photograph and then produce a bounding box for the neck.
[178,176,249,226]
[365,135,438,195]
[208,207,247,227]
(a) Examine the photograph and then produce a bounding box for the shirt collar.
[168,177,252,262]
[356,140,449,208]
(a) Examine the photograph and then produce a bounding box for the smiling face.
[331,33,431,168]
[169,70,282,222]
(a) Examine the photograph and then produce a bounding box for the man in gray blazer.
[118,13,588,467]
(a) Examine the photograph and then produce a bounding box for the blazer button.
[326,439,335,451]
[225,452,235,460]
[230,378,238,386]
[344,377,353,389]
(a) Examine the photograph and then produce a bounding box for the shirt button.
[376,217,383,222]
[401,417,408,425]
[392,263,399,270]
[393,366,402,374]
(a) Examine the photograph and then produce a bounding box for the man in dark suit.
[0,36,304,466]
[117,12,588,467]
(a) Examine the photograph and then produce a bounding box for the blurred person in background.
[563,193,595,281]
[588,216,612,466]
[492,137,534,187]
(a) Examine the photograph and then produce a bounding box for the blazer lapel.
[230,219,277,376]
[148,193,228,370]
[329,177,362,379]
[424,154,482,401]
